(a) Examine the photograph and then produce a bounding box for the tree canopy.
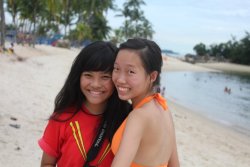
[113,0,154,42]
[0,0,155,48]
[193,32,250,65]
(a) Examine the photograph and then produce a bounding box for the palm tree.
[0,0,5,47]
[6,0,20,27]
[77,0,114,40]
[17,0,49,46]
[88,13,111,40]
[140,17,154,39]
[60,0,75,37]
[6,0,22,42]
[110,28,124,45]
[3,0,117,46]
[46,0,59,23]
[117,0,154,39]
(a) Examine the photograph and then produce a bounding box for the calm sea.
[161,71,250,136]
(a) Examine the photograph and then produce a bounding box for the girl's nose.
[92,78,101,87]
[116,74,126,84]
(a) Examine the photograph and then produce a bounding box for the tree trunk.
[32,6,36,48]
[0,0,5,47]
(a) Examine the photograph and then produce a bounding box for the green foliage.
[68,23,92,42]
[117,0,154,39]
[36,23,59,37]
[5,23,15,30]
[194,32,250,65]
[109,28,125,45]
[193,43,207,56]
[3,0,115,42]
[87,13,111,40]
[2,0,153,47]
[6,0,21,25]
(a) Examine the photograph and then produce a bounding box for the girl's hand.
[40,152,57,167]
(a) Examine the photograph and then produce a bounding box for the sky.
[107,0,250,55]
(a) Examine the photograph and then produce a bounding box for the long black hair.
[51,41,131,141]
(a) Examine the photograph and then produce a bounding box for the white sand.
[197,62,250,74]
[162,56,218,72]
[169,100,250,167]
[0,45,79,166]
[0,45,250,166]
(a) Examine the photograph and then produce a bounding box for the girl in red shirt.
[39,41,131,167]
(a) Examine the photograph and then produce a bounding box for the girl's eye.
[102,75,112,80]
[113,67,119,72]
[82,73,91,77]
[128,70,135,74]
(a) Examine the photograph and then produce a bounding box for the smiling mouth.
[88,90,103,95]
[117,86,129,92]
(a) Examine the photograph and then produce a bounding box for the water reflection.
[161,71,250,135]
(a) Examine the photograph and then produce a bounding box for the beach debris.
[9,124,21,129]
[0,139,7,144]
[16,56,26,62]
[10,116,17,121]
[15,146,21,151]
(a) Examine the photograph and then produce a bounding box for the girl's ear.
[150,71,158,83]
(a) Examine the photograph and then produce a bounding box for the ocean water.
[161,71,250,136]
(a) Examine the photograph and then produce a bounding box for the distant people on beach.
[161,86,166,97]
[0,42,15,55]
[224,86,231,94]
[16,32,33,46]
[152,85,161,93]
[0,46,3,53]
[9,42,14,54]
[153,85,166,96]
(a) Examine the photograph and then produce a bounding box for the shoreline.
[168,90,250,133]
[168,98,250,167]
[162,56,218,72]
[162,55,250,74]
[168,96,250,137]
[197,62,250,74]
[0,45,250,166]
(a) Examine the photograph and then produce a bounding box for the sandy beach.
[197,62,250,74]
[0,45,250,167]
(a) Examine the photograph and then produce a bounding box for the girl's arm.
[168,140,180,167]
[111,110,145,167]
[168,113,180,167]
[40,152,57,167]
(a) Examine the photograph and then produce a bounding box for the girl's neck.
[84,102,106,115]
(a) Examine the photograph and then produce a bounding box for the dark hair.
[51,41,131,141]
[119,38,163,87]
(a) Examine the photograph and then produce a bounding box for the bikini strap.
[134,93,168,110]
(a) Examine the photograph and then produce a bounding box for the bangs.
[82,51,114,73]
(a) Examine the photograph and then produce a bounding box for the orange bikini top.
[111,93,168,167]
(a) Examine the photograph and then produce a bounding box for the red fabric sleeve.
[38,120,64,158]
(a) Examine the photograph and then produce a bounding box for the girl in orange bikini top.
[111,93,168,167]
[111,38,179,167]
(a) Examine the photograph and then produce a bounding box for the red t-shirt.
[38,105,114,167]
